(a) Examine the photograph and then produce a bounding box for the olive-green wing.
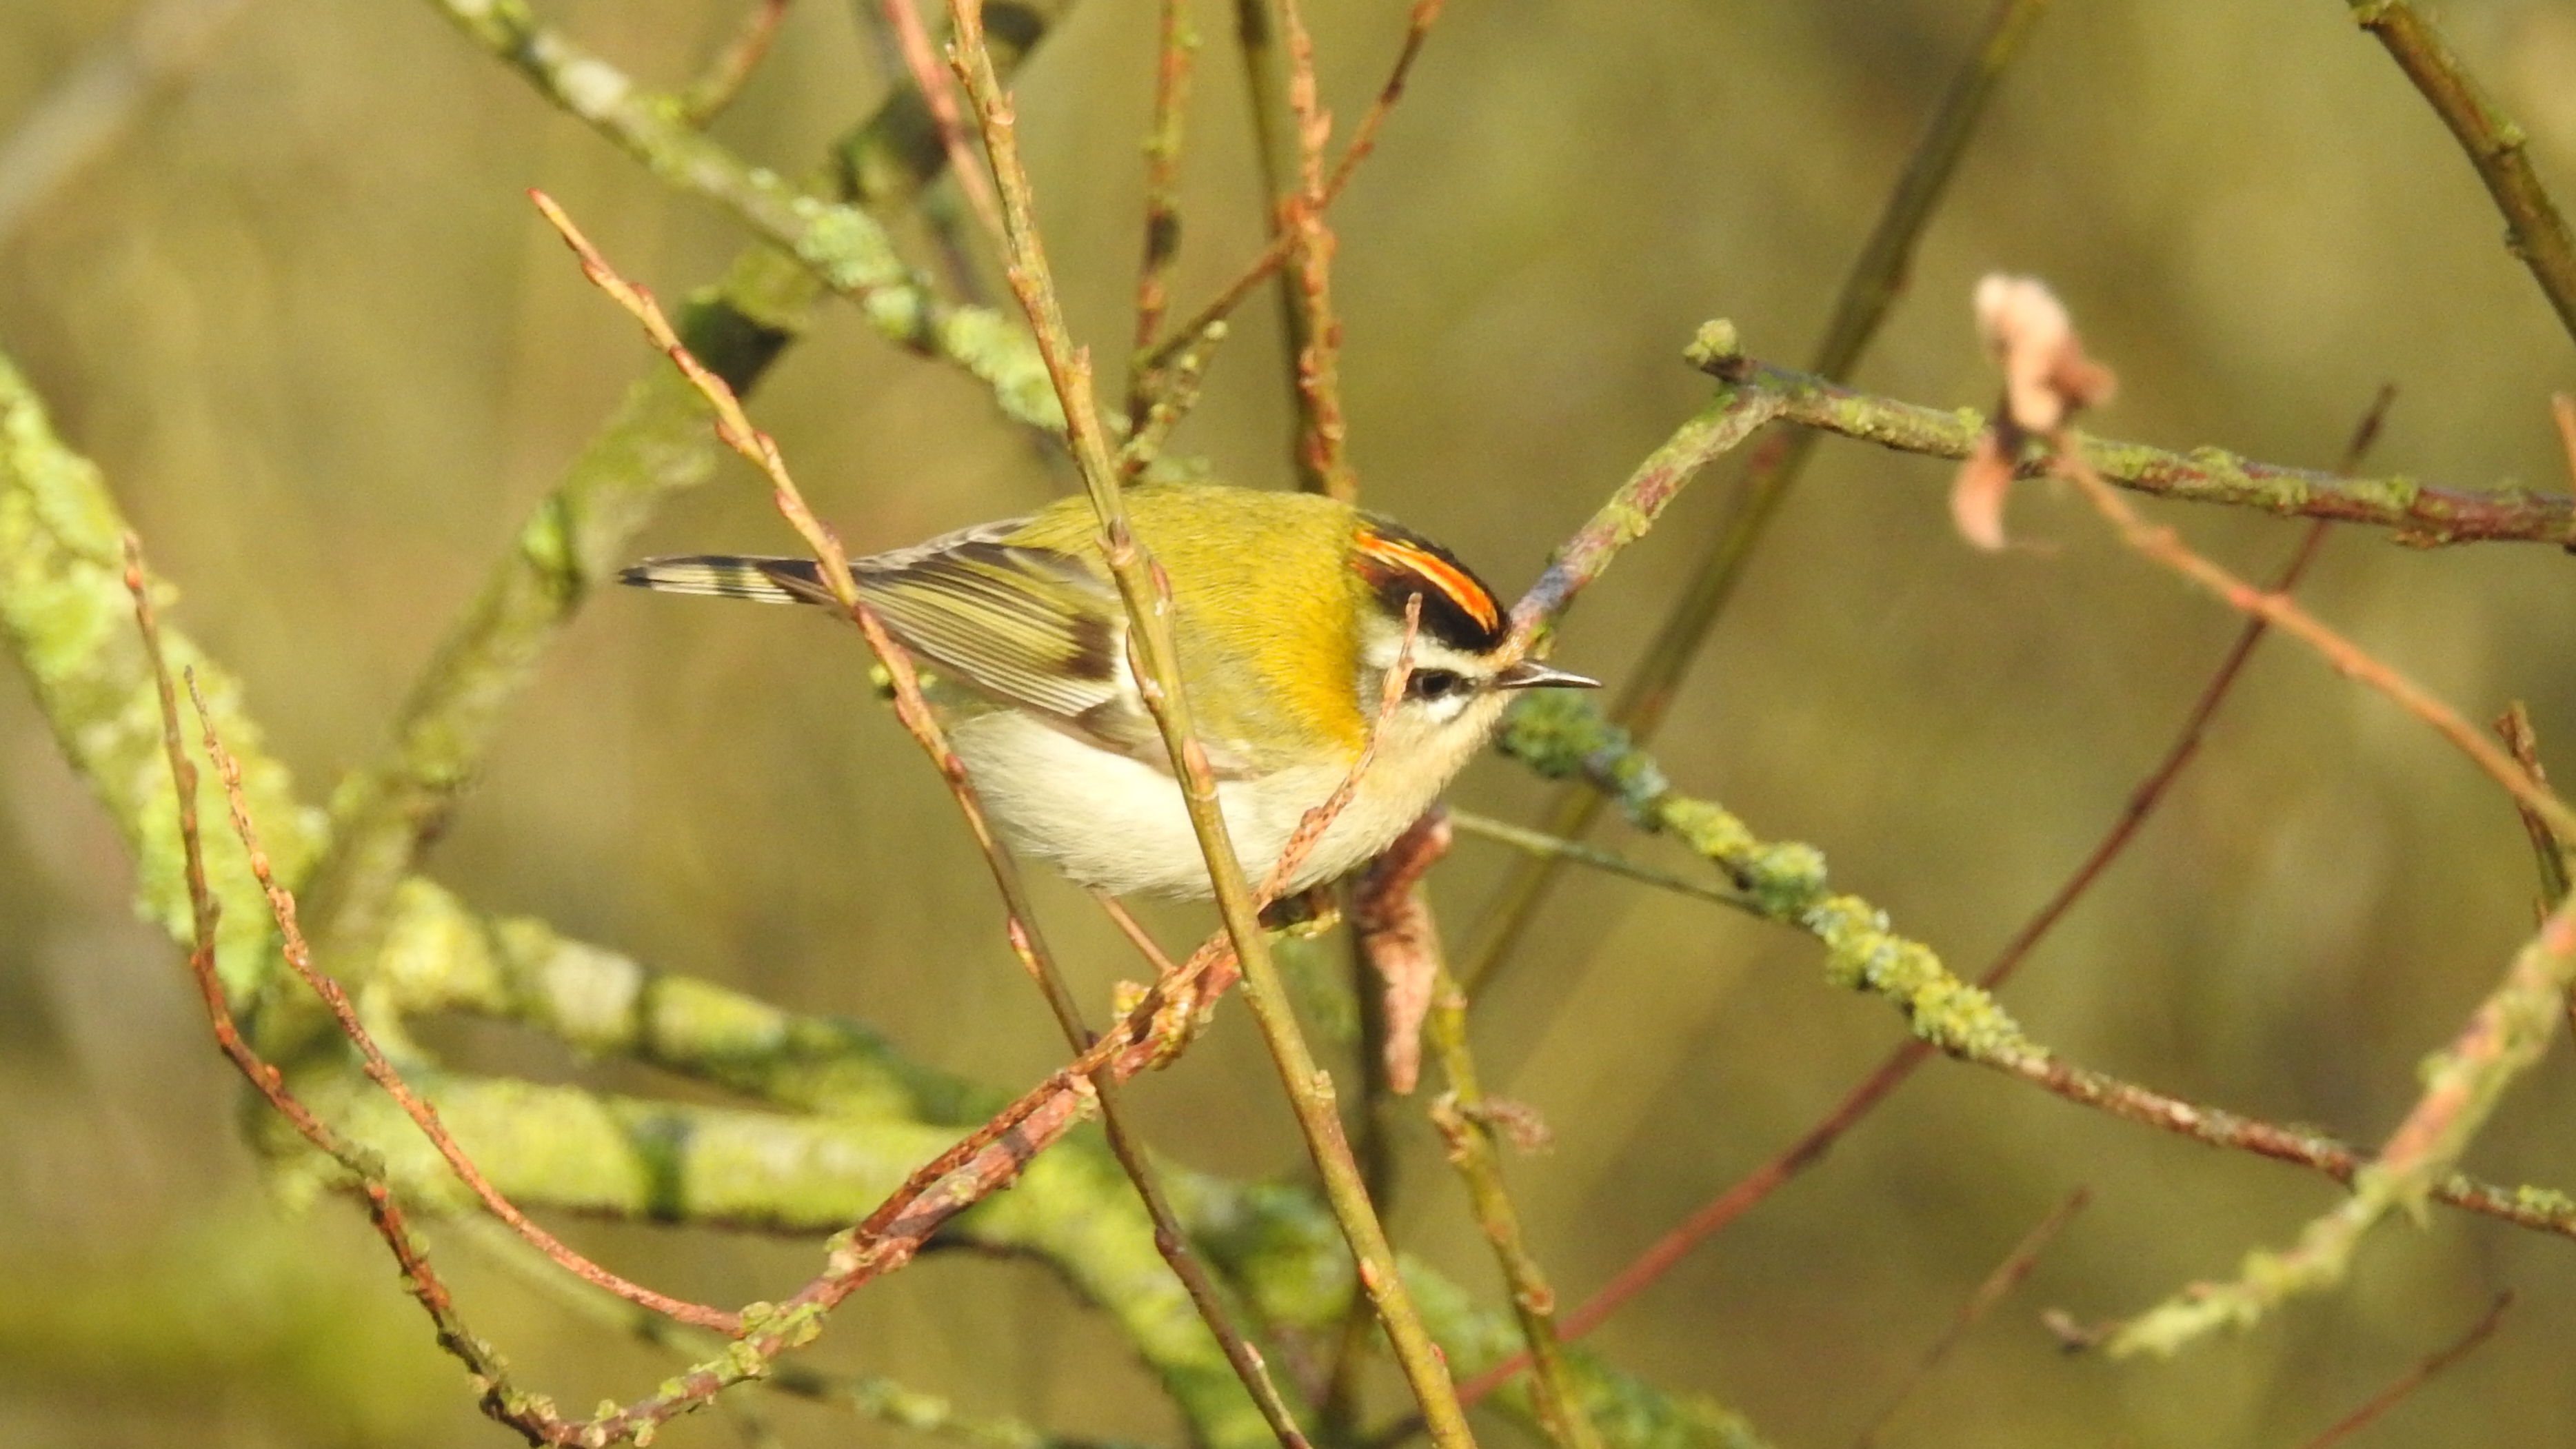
[856,536,1136,729]
[623,527,1174,764]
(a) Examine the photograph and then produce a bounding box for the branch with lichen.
[1509,324,2576,648]
[941,6,1480,1445]
[312,878,1767,1449]
[423,0,1064,432]
[1493,691,2576,1248]
[534,188,1318,1449]
[301,5,1078,1012]
[1467,0,2053,996]
[2344,0,2576,348]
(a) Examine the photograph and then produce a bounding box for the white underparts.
[949,704,1499,898]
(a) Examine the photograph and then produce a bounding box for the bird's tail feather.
[618,555,838,606]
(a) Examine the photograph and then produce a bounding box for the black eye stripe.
[1405,668,1468,701]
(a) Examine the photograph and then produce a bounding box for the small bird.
[621,485,1596,898]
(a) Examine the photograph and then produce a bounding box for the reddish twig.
[1137,0,1449,382]
[534,186,1320,1449]
[1269,0,1351,498]
[1322,0,1445,202]
[1127,0,1198,407]
[880,0,1004,242]
[1460,394,2379,1404]
[121,538,554,1442]
[1853,1188,2091,1449]
[2057,453,2576,848]
[678,0,793,125]
[2296,1292,2513,1449]
[187,662,741,1333]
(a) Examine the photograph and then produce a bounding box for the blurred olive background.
[6,0,2576,1445]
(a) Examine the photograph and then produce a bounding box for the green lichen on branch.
[1404,1268,1773,1449]
[0,351,312,999]
[1496,691,2033,1060]
[423,0,1064,434]
[2107,895,2576,1357]
[1698,355,2576,547]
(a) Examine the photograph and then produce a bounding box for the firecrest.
[621,484,1596,898]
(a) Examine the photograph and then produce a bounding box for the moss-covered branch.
[316,880,1765,1449]
[0,349,311,999]
[1494,691,2576,1246]
[304,0,1078,1026]
[1513,329,2576,638]
[423,0,1063,432]
[2346,0,2576,348]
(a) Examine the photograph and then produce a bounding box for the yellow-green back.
[1003,487,1371,764]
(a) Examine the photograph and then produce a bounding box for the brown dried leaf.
[1975,273,2117,432]
[1951,430,2017,551]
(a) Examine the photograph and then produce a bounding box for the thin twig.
[1447,809,1755,912]
[2348,0,2576,347]
[1127,0,1198,409]
[878,0,1005,241]
[1460,0,2051,995]
[2295,1293,2513,1449]
[2052,444,2576,1353]
[2057,453,2576,849]
[941,9,1476,1443]
[121,538,552,1442]
[189,656,742,1332]
[532,188,1317,1449]
[1138,0,1447,386]
[1852,1188,2090,1449]
[1269,0,1353,498]
[678,0,794,125]
[1402,820,1602,1449]
[1321,0,1445,204]
[2495,705,2572,911]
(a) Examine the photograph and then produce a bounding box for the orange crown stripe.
[1356,533,1500,633]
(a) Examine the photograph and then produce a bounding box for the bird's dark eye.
[1405,669,1467,702]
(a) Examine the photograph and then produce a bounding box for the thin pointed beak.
[1494,660,1600,691]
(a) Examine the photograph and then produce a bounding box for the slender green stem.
[1464,0,2051,995]
[1447,810,1753,912]
[944,8,1473,1443]
[1228,0,1340,496]
[1128,0,1198,410]
[1424,965,1601,1449]
[2348,0,2576,347]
